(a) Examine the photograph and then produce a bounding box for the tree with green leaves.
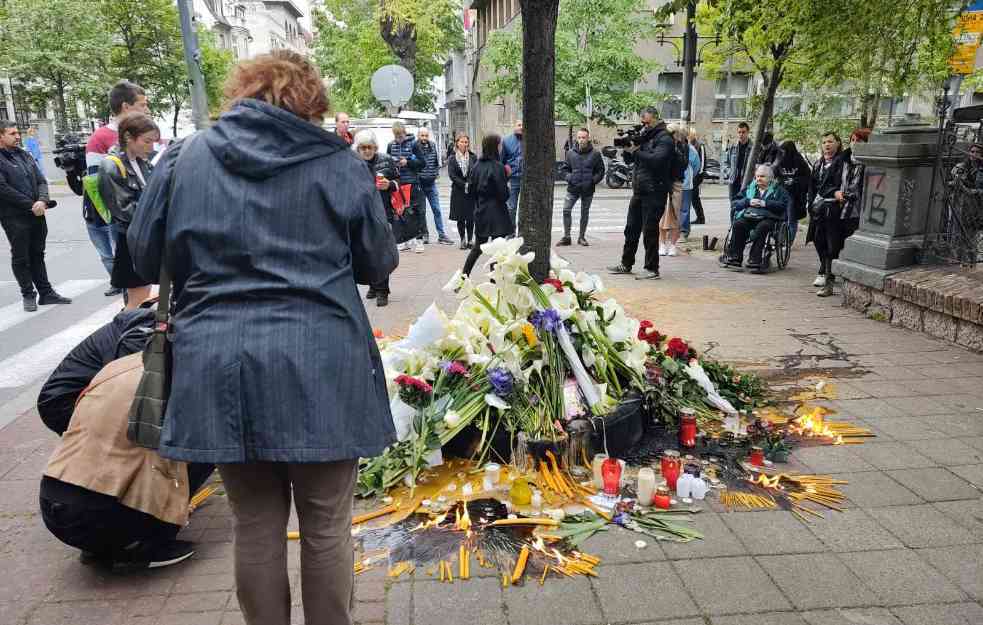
[483,0,661,127]
[0,0,111,131]
[799,0,958,130]
[692,0,805,185]
[313,0,463,113]
[99,0,233,134]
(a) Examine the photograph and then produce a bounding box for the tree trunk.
[867,92,881,129]
[54,76,69,133]
[859,95,872,130]
[517,0,559,282]
[743,60,783,187]
[172,100,181,137]
[379,11,418,76]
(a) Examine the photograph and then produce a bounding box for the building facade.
[450,0,946,161]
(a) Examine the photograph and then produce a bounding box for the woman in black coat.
[806,131,850,297]
[355,129,400,307]
[462,133,510,276]
[774,140,811,241]
[447,133,477,250]
[98,112,159,310]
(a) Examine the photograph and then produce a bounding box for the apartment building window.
[774,95,802,115]
[0,84,8,121]
[713,74,750,119]
[657,73,682,119]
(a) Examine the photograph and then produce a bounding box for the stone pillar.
[833,122,940,289]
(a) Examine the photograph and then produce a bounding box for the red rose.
[637,320,664,346]
[666,337,689,360]
[542,278,564,292]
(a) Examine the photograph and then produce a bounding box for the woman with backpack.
[98,112,159,310]
[462,133,510,276]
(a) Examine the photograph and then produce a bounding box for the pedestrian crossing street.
[429,186,631,236]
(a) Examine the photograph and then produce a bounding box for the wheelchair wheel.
[775,222,792,269]
[719,228,733,264]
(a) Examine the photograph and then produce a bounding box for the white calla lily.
[548,288,579,320]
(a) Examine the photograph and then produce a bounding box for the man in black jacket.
[608,107,674,280]
[0,121,72,311]
[558,128,604,246]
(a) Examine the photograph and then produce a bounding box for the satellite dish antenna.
[371,65,414,115]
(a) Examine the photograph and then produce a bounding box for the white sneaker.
[397,242,410,252]
[414,239,425,254]
[812,274,827,287]
[659,243,668,256]
[667,245,678,257]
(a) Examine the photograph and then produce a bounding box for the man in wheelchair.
[723,164,790,271]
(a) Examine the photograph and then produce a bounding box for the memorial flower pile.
[357,237,752,497]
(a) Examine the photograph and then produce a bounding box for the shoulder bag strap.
[156,132,201,330]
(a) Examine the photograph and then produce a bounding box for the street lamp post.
[177,0,210,130]
[680,0,697,124]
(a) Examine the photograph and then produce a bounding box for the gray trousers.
[562,188,594,238]
[219,460,358,625]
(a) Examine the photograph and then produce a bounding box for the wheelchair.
[719,215,793,272]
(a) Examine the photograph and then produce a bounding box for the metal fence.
[925,111,983,266]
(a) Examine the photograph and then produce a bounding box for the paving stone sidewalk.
[2,191,982,625]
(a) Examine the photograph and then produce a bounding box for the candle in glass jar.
[592,453,608,488]
[653,486,671,509]
[748,446,765,467]
[679,412,697,448]
[636,468,657,505]
[661,450,681,491]
[601,457,622,496]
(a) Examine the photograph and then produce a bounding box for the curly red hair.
[850,128,872,143]
[223,50,329,122]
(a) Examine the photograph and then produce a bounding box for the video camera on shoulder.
[613,124,654,149]
[53,133,88,196]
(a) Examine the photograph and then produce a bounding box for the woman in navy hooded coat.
[128,51,398,625]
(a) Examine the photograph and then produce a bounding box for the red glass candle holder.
[653,487,671,509]
[679,414,697,448]
[661,450,681,491]
[748,446,765,467]
[601,457,622,496]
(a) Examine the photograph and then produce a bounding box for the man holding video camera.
[607,106,675,280]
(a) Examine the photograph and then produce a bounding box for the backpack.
[81,155,127,224]
[670,141,689,182]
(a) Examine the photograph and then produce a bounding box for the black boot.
[377,294,389,307]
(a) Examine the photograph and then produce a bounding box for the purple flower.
[530,309,562,333]
[488,367,514,397]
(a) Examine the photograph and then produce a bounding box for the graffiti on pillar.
[865,168,887,226]
[898,178,915,231]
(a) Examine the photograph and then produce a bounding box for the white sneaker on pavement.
[397,242,410,252]
[667,245,678,257]
[659,243,668,256]
[813,274,827,287]
[414,239,425,254]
